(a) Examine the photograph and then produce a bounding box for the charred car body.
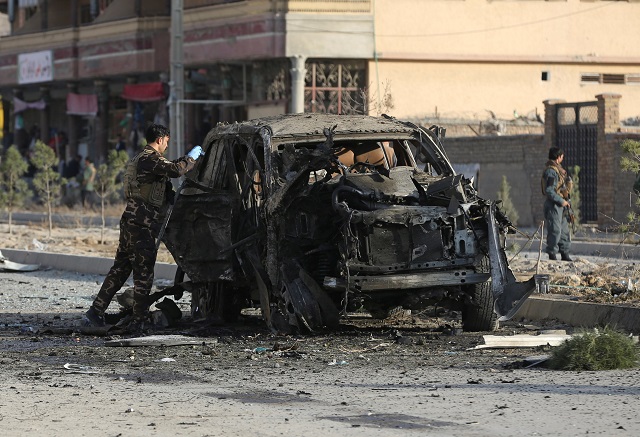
[163,114,535,333]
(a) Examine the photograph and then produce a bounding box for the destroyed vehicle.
[163,113,535,333]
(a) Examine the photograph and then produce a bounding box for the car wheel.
[462,255,499,332]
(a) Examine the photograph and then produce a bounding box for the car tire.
[462,255,499,332]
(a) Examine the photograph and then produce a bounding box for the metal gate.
[304,61,366,114]
[555,102,598,222]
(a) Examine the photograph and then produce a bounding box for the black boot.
[82,306,106,327]
[561,252,573,262]
[548,253,558,261]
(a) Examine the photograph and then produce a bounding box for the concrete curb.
[514,294,640,332]
[3,248,640,331]
[509,237,640,260]
[1,248,178,280]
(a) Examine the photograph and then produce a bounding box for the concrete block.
[0,248,177,280]
[516,294,640,332]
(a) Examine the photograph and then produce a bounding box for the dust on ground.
[1,267,639,437]
[0,211,175,263]
[2,217,640,305]
[2,218,640,435]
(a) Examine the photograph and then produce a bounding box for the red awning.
[121,82,165,102]
[66,93,98,116]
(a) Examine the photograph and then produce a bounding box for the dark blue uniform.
[543,161,571,257]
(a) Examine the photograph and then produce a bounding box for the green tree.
[0,146,32,234]
[30,140,66,237]
[94,150,129,244]
[567,165,582,230]
[619,139,640,235]
[620,139,640,174]
[496,175,519,226]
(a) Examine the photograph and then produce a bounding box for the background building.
[0,0,639,227]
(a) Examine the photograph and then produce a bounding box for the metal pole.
[290,55,307,113]
[169,0,184,161]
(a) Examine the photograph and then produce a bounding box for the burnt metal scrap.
[0,250,39,272]
[163,113,535,333]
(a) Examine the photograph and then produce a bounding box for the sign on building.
[18,50,53,85]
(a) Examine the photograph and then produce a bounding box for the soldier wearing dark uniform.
[83,124,203,330]
[542,147,573,261]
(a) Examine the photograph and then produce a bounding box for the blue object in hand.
[187,145,203,160]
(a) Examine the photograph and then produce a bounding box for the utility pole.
[169,0,184,161]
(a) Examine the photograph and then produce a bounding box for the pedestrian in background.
[541,147,573,261]
[115,133,127,152]
[81,157,96,209]
[65,154,81,179]
[83,123,203,332]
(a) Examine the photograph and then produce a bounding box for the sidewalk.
[3,248,639,332]
[515,293,640,333]
[0,211,120,228]
[508,228,640,260]
[1,248,177,280]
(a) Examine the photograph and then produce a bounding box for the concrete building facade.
[0,0,638,167]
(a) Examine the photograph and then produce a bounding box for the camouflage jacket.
[122,146,196,228]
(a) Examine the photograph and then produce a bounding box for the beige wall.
[375,0,639,60]
[371,61,640,121]
[286,13,374,59]
[0,13,8,37]
[371,0,640,121]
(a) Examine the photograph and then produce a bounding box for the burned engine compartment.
[163,114,535,333]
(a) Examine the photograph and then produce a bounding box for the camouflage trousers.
[92,217,158,318]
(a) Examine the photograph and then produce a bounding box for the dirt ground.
[3,217,640,306]
[2,219,640,436]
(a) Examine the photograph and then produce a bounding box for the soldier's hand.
[187,145,204,160]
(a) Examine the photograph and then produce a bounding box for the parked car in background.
[163,113,535,333]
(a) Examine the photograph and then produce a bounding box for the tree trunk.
[101,196,106,245]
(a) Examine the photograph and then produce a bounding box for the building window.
[581,72,638,85]
[541,71,549,81]
[304,61,366,115]
[627,74,640,85]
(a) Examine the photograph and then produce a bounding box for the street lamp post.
[169,0,184,161]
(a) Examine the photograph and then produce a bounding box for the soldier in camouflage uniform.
[83,124,203,330]
[542,147,573,261]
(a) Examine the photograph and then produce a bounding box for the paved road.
[0,211,120,228]
[1,268,639,437]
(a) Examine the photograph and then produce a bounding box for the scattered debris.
[105,335,217,347]
[32,238,47,251]
[338,343,391,353]
[0,249,39,272]
[524,355,551,368]
[63,363,99,374]
[473,331,571,349]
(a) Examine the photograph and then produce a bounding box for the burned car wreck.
[163,113,535,333]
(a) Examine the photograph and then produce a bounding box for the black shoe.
[124,320,144,335]
[548,253,558,261]
[561,252,573,262]
[122,316,150,336]
[83,306,105,327]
